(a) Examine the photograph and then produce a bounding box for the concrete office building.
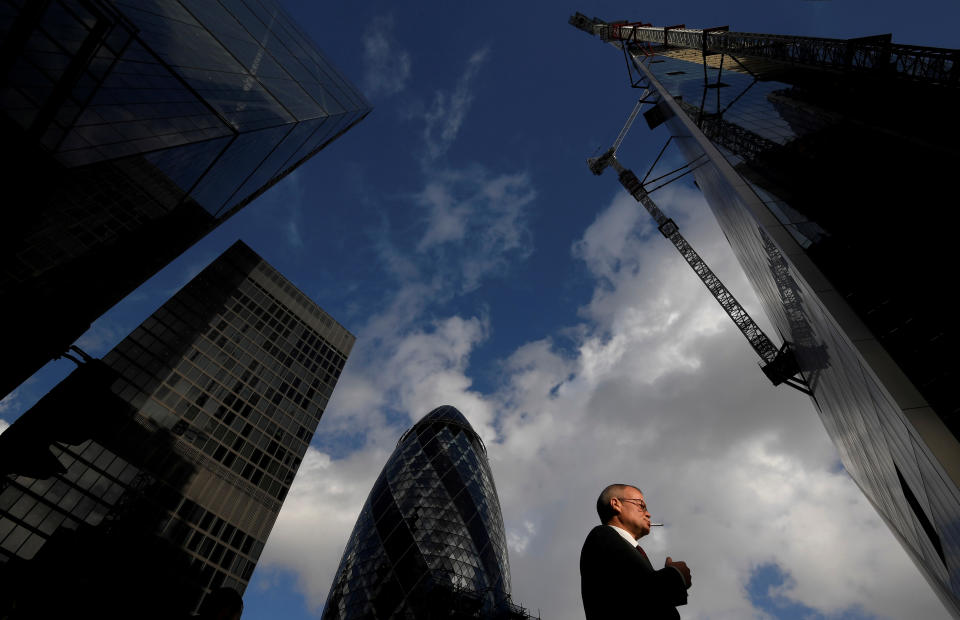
[0,241,354,617]
[572,14,960,616]
[0,0,370,398]
[323,405,536,620]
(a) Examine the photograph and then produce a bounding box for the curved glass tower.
[323,405,529,619]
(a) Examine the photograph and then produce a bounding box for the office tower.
[323,405,536,620]
[571,14,960,616]
[0,240,354,618]
[0,0,370,398]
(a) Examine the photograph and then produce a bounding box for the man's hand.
[666,556,691,589]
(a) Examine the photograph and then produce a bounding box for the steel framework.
[570,13,959,88]
[593,152,806,391]
[610,157,780,365]
[675,100,782,162]
[576,14,810,390]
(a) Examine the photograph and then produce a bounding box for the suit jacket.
[580,524,687,620]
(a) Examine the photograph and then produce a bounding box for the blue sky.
[2,0,959,618]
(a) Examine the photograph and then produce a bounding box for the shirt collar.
[607,524,639,546]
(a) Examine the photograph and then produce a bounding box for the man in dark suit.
[580,483,691,619]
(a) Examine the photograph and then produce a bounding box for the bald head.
[597,483,641,524]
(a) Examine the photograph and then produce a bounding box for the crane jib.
[596,153,806,391]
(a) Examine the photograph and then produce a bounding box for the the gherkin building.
[321,405,535,619]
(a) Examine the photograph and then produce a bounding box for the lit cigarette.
[650,523,664,526]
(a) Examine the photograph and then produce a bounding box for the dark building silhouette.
[0,240,354,618]
[572,15,960,616]
[0,0,370,398]
[322,405,536,620]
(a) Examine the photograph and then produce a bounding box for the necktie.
[636,544,648,560]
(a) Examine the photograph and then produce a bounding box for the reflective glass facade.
[605,36,960,615]
[0,0,370,398]
[0,241,354,618]
[323,406,535,620]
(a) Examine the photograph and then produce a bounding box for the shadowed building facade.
[0,241,354,618]
[322,405,536,620]
[0,0,370,398]
[572,14,960,616]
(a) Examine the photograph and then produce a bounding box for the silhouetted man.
[580,484,691,619]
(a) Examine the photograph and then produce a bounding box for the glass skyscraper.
[322,405,535,620]
[0,0,370,398]
[572,14,960,616]
[0,240,354,618]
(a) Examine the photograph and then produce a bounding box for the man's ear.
[609,497,621,516]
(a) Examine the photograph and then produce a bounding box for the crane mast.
[588,104,807,392]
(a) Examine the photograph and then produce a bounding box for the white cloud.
[285,218,302,249]
[507,520,537,555]
[0,390,19,417]
[256,182,949,620]
[416,178,469,249]
[322,308,495,444]
[422,47,489,162]
[361,14,412,98]
[282,171,305,249]
[489,189,949,620]
[258,446,389,612]
[0,418,9,435]
[415,166,534,292]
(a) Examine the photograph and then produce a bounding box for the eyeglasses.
[617,497,648,512]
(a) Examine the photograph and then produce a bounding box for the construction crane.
[587,100,808,393]
[569,12,959,89]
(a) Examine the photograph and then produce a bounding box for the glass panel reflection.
[0,242,354,618]
[626,41,960,614]
[323,406,535,619]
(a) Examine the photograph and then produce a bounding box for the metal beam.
[570,12,960,88]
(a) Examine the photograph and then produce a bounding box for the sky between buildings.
[2,0,959,618]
